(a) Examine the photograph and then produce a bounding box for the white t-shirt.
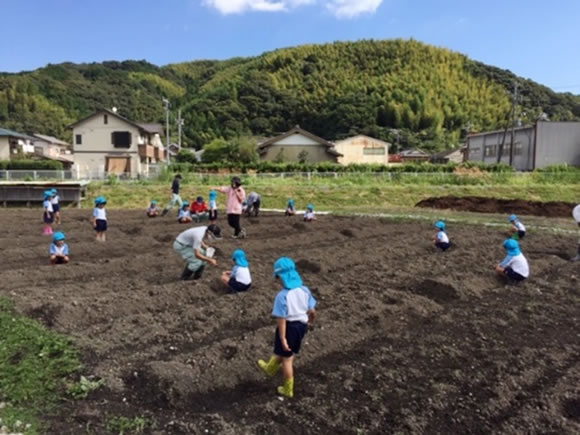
[51,195,60,205]
[43,200,54,213]
[436,231,449,243]
[500,253,530,278]
[573,204,580,224]
[178,209,191,219]
[232,266,251,285]
[176,226,207,251]
[93,207,107,220]
[304,211,315,220]
[514,221,526,232]
[209,199,217,211]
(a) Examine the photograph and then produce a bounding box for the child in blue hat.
[147,200,160,218]
[303,203,316,222]
[42,190,55,235]
[221,249,252,293]
[509,214,526,240]
[432,220,450,251]
[178,201,193,223]
[495,239,529,281]
[50,232,70,264]
[258,257,317,398]
[285,199,296,217]
[50,188,61,225]
[573,204,580,261]
[208,190,218,224]
[92,196,108,242]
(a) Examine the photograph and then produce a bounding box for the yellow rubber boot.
[258,356,281,377]
[277,377,294,398]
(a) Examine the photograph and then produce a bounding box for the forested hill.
[1,39,579,151]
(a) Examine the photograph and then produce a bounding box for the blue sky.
[1,0,579,94]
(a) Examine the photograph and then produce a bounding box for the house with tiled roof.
[0,128,36,160]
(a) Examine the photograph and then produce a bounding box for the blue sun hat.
[51,188,58,195]
[273,257,303,289]
[435,220,446,231]
[94,196,107,206]
[232,249,249,267]
[183,201,190,207]
[509,214,518,222]
[288,199,295,207]
[43,190,53,200]
[52,231,66,242]
[503,239,521,256]
[209,190,217,201]
[307,203,314,211]
[151,200,158,205]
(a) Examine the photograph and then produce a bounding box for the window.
[111,131,132,148]
[363,147,386,155]
[484,145,497,157]
[513,142,523,156]
[104,114,108,124]
[75,134,82,145]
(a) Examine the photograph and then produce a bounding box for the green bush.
[0,159,64,170]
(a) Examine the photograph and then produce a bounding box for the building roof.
[466,125,534,139]
[430,147,465,159]
[400,148,430,157]
[334,135,391,147]
[37,154,74,164]
[258,126,342,157]
[32,133,71,147]
[0,128,37,141]
[137,123,164,135]
[69,108,162,135]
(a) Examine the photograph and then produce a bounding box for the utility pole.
[497,81,518,164]
[508,82,518,166]
[177,109,184,150]
[162,98,170,164]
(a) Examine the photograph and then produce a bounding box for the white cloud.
[202,0,384,18]
[326,0,383,18]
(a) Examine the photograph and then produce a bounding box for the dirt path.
[0,210,579,434]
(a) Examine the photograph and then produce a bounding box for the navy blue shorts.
[435,242,451,251]
[274,321,308,358]
[518,230,526,239]
[209,209,218,220]
[95,219,107,232]
[228,277,251,293]
[44,212,54,224]
[52,204,60,213]
[504,267,526,281]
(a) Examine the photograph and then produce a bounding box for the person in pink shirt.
[218,176,247,238]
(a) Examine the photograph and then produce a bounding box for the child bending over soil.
[178,202,193,224]
[221,249,252,293]
[509,214,526,240]
[258,257,317,398]
[432,220,451,251]
[147,200,160,218]
[495,239,529,282]
[50,231,70,264]
[573,204,580,261]
[303,204,316,222]
[285,199,296,216]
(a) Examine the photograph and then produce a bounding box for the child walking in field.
[285,199,296,217]
[433,220,451,251]
[42,190,55,235]
[303,204,316,222]
[50,231,70,264]
[51,188,61,224]
[495,239,529,282]
[258,257,317,398]
[178,202,193,223]
[218,176,246,239]
[221,249,252,293]
[573,204,580,261]
[162,174,183,217]
[92,196,108,242]
[147,200,160,218]
[509,215,526,240]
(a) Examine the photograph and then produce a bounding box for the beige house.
[0,128,36,160]
[32,133,74,167]
[70,109,166,178]
[334,135,390,165]
[430,147,466,164]
[258,126,342,163]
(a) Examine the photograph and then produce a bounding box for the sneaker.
[239,228,247,239]
[161,209,169,217]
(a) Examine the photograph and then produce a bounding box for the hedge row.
[167,161,516,174]
[0,160,64,170]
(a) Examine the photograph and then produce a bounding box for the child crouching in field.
[285,199,296,216]
[50,232,70,264]
[258,257,317,398]
[42,190,55,235]
[303,204,316,222]
[191,196,209,222]
[573,204,580,261]
[433,220,451,251]
[178,202,193,223]
[92,196,108,242]
[147,200,160,218]
[495,239,529,282]
[509,214,526,240]
[221,249,252,293]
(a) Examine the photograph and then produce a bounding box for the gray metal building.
[465,121,580,170]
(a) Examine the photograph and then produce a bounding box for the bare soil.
[416,196,576,218]
[0,209,579,434]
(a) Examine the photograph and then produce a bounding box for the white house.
[70,109,166,178]
[0,128,36,160]
[32,133,74,167]
[333,135,390,165]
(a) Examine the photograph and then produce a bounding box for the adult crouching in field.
[573,204,580,261]
[245,192,261,217]
[218,177,246,239]
[162,174,183,217]
[174,225,219,280]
